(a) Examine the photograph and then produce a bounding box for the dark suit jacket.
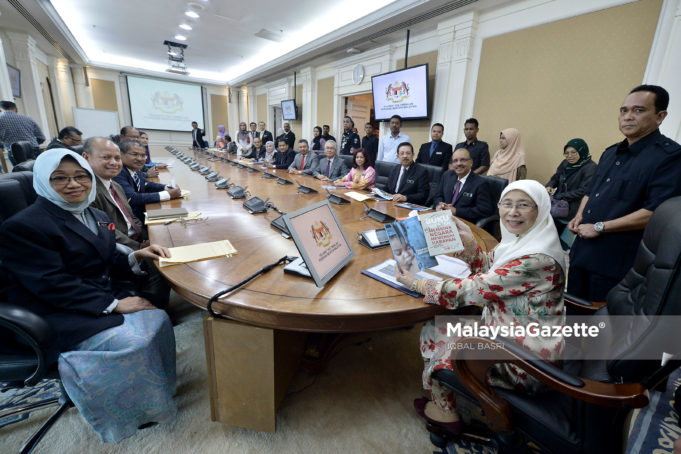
[243,145,265,160]
[0,197,135,351]
[46,137,77,151]
[433,171,494,223]
[113,167,167,221]
[272,148,296,169]
[416,141,453,170]
[546,160,598,219]
[277,131,296,150]
[260,130,274,145]
[313,157,348,180]
[92,176,146,249]
[191,127,205,148]
[386,163,429,205]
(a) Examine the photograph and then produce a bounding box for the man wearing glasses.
[113,140,182,221]
[433,148,494,223]
[47,126,83,151]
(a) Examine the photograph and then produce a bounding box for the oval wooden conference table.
[147,148,497,433]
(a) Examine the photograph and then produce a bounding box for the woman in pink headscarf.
[487,128,526,183]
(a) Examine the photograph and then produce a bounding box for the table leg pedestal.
[203,316,306,432]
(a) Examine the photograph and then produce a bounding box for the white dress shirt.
[377,132,411,163]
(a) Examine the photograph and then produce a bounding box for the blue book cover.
[385,217,438,273]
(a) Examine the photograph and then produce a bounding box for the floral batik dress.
[412,241,565,412]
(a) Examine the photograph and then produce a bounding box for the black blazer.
[113,168,168,221]
[416,141,453,170]
[546,160,598,219]
[260,130,274,145]
[433,171,495,223]
[191,128,205,148]
[46,138,77,152]
[272,148,296,169]
[386,163,430,205]
[0,197,135,351]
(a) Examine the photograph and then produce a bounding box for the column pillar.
[227,86,239,134]
[0,34,14,101]
[299,67,314,140]
[71,64,94,109]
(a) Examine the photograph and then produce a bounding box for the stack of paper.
[145,211,202,225]
[181,189,191,198]
[345,191,371,202]
[159,239,237,267]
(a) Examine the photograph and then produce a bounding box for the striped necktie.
[133,172,141,191]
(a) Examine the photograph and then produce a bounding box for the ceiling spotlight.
[185,11,199,19]
[179,24,192,31]
[346,47,361,54]
[175,34,187,41]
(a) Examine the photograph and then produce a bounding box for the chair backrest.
[339,154,353,170]
[374,160,399,191]
[0,172,36,222]
[605,196,681,384]
[12,159,35,172]
[11,141,33,164]
[478,175,508,204]
[421,164,443,207]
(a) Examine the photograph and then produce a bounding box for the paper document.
[371,187,392,200]
[362,259,441,297]
[181,189,191,198]
[345,191,371,202]
[429,255,470,279]
[145,211,202,225]
[159,239,237,267]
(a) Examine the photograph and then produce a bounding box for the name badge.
[407,179,415,184]
[435,151,442,155]
[463,192,473,198]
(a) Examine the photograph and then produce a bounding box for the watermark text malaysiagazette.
[446,322,601,340]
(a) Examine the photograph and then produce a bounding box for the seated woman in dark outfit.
[0,149,177,443]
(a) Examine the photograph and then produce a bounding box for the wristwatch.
[594,221,605,233]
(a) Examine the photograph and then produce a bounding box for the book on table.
[145,207,189,220]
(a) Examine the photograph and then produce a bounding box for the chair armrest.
[475,214,499,230]
[448,336,649,433]
[0,303,59,386]
[564,293,606,314]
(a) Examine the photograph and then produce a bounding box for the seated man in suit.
[46,126,83,151]
[386,142,429,206]
[433,148,495,224]
[313,140,348,182]
[243,136,265,160]
[416,123,452,171]
[289,139,319,175]
[113,140,182,221]
[272,138,296,169]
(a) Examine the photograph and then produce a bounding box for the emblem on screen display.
[385,81,409,103]
[151,91,183,113]
[311,221,332,248]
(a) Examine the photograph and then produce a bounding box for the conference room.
[1,0,681,453]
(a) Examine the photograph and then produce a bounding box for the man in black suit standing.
[416,123,452,170]
[433,148,494,223]
[362,123,378,163]
[258,121,273,145]
[191,121,205,148]
[278,122,296,150]
[386,142,429,206]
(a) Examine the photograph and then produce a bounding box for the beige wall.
[316,77,334,134]
[210,94,228,142]
[91,78,118,112]
[395,51,438,148]
[474,0,662,183]
[256,93,267,123]
[290,83,303,137]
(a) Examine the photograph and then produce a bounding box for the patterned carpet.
[0,379,60,429]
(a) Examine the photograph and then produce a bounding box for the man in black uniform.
[454,118,489,174]
[340,116,361,155]
[277,122,296,150]
[362,123,378,163]
[322,124,336,143]
[568,85,681,301]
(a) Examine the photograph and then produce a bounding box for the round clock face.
[353,64,365,84]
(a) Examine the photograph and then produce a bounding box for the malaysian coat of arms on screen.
[152,91,183,113]
[385,81,409,103]
[311,221,332,248]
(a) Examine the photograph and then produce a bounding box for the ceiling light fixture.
[175,34,187,41]
[185,11,199,19]
[164,40,189,75]
[179,24,192,31]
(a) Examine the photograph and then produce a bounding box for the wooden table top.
[148,149,497,333]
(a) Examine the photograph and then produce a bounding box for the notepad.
[345,191,371,202]
[146,207,188,219]
[158,239,237,267]
[181,189,191,198]
[145,211,202,225]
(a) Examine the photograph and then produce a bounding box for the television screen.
[371,64,429,121]
[281,99,297,120]
[127,75,204,131]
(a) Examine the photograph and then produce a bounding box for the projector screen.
[372,64,429,121]
[127,75,204,131]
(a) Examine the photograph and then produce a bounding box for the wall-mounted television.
[281,99,298,121]
[371,64,429,121]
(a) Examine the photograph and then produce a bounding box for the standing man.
[289,139,319,174]
[454,118,490,174]
[385,142,429,205]
[322,124,336,143]
[340,116,361,155]
[433,148,494,223]
[272,138,296,169]
[362,123,379,163]
[113,140,183,221]
[278,122,296,150]
[416,123,453,170]
[191,121,205,148]
[568,85,681,301]
[249,122,259,143]
[377,115,411,163]
[313,140,348,182]
[258,121,273,145]
[0,100,45,163]
[46,126,83,151]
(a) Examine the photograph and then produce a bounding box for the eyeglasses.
[125,152,146,158]
[563,150,579,156]
[49,174,92,187]
[498,201,537,211]
[68,136,83,144]
[450,158,470,164]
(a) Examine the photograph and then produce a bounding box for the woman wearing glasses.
[395,180,566,435]
[0,149,178,443]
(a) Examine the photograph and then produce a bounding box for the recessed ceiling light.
[185,11,199,18]
[179,24,192,31]
[175,34,187,41]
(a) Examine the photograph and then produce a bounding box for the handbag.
[550,195,569,218]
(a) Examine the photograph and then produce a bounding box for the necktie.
[326,160,331,177]
[110,185,142,238]
[300,155,305,170]
[451,180,462,205]
[133,172,141,191]
[430,141,437,157]
[396,167,406,192]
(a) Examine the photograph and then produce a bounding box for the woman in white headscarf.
[396,179,566,435]
[0,149,177,443]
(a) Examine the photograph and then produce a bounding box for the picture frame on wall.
[7,64,21,98]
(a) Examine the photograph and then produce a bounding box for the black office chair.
[427,195,681,453]
[0,171,73,454]
[11,141,34,165]
[374,160,399,191]
[421,164,443,207]
[475,175,508,240]
[339,154,354,171]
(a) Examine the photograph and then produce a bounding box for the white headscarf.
[491,179,566,273]
[33,149,96,215]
